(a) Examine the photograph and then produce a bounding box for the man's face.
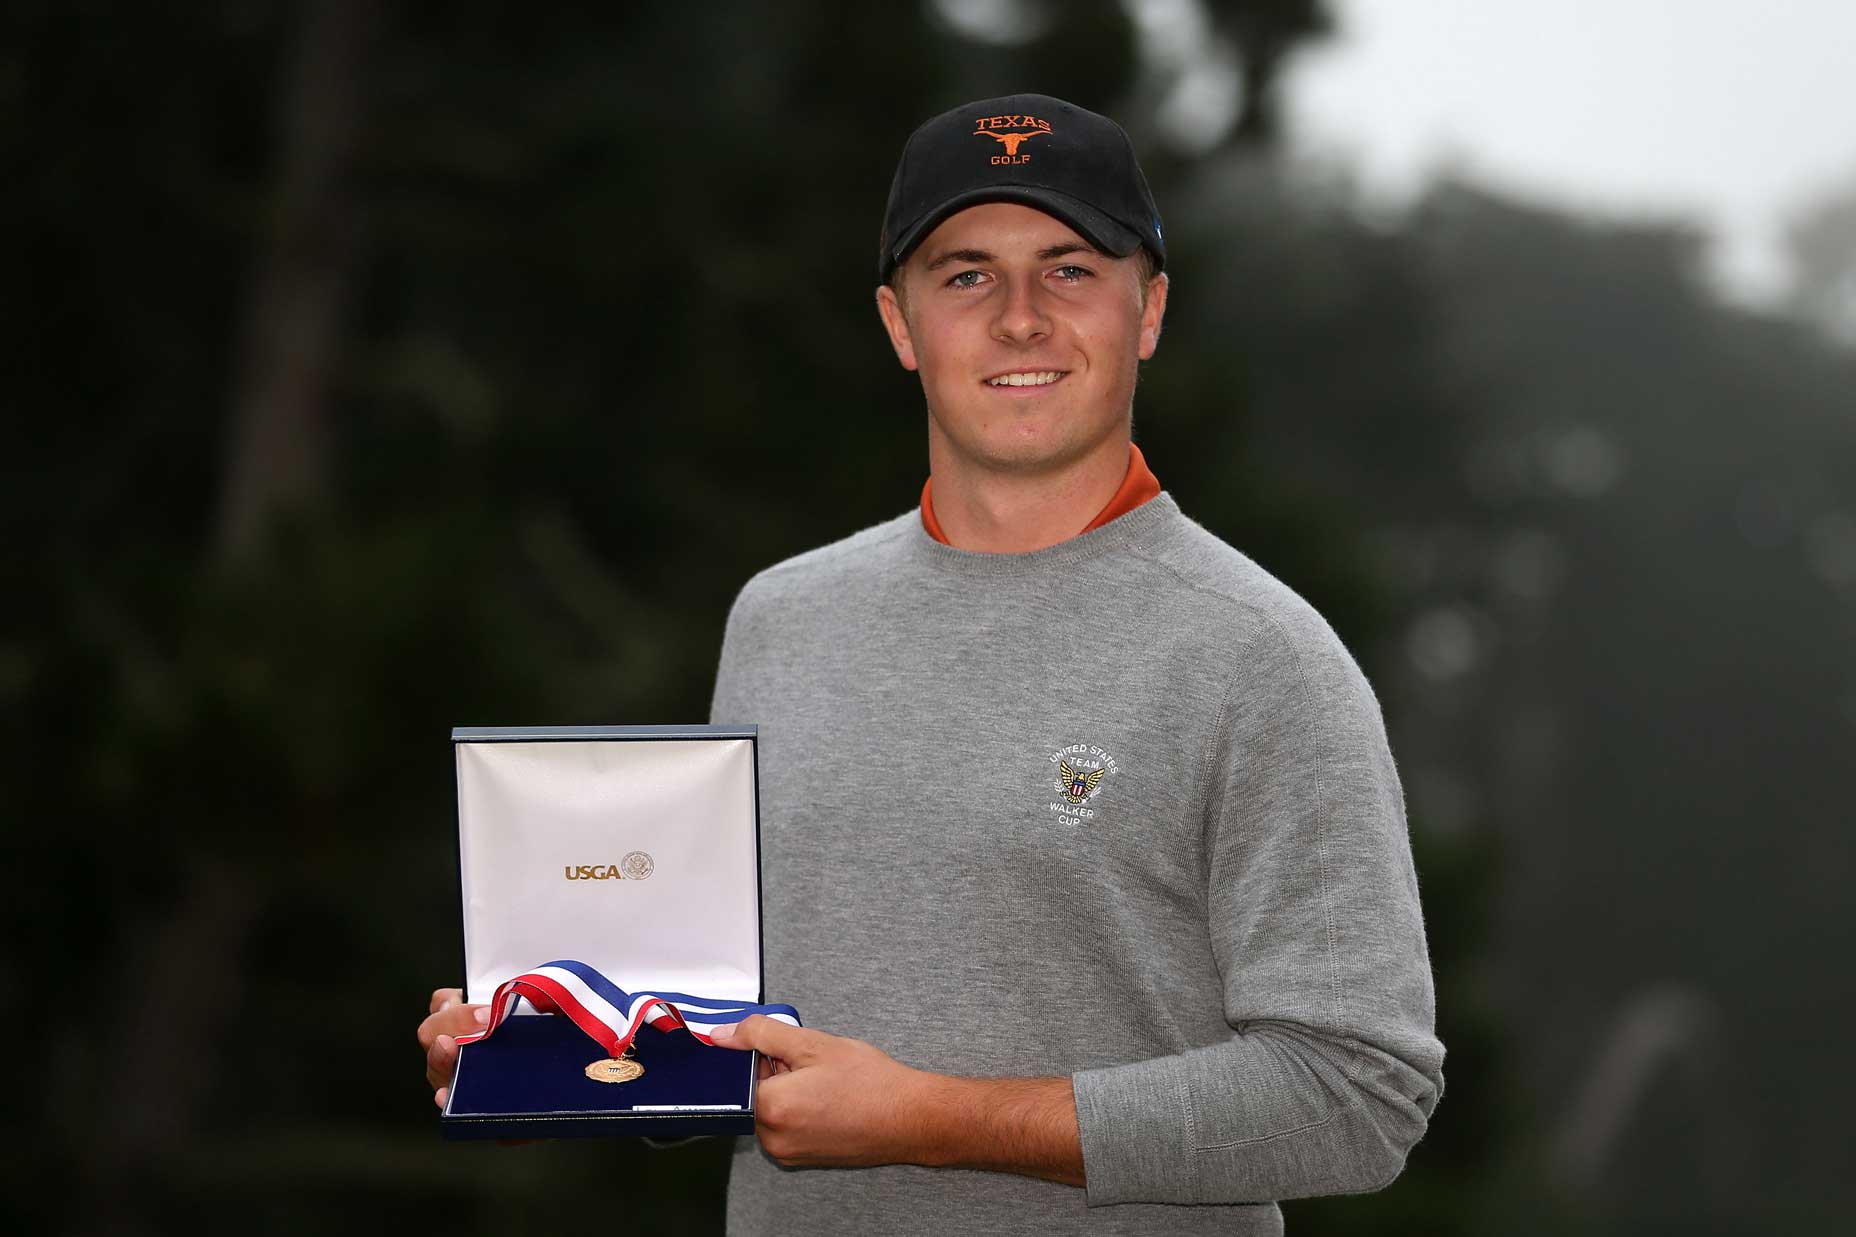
[875,202,1167,477]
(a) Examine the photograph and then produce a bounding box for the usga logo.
[564,851,654,881]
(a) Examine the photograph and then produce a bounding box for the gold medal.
[584,1045,643,1084]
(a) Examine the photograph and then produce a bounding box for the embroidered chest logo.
[1059,759,1105,803]
[1047,742,1118,822]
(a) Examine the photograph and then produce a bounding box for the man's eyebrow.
[923,247,995,272]
[921,241,1102,272]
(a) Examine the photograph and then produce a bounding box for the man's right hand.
[418,986,490,1108]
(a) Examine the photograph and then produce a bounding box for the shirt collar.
[919,443,1162,547]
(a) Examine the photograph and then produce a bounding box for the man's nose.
[990,275,1051,344]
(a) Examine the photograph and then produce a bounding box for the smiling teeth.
[988,371,1062,387]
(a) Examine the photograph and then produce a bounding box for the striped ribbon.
[452,959,801,1057]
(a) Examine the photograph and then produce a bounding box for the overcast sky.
[1285,0,1856,306]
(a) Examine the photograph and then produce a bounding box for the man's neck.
[925,435,1133,554]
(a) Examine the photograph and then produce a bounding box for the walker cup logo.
[564,850,654,881]
[1059,759,1105,804]
[1048,742,1117,822]
[973,113,1052,165]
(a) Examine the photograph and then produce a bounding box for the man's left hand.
[709,1015,939,1167]
[710,1015,1085,1185]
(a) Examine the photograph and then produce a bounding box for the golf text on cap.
[972,113,1052,165]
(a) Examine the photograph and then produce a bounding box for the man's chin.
[990,415,1132,467]
[927,404,1129,479]
[965,436,1092,476]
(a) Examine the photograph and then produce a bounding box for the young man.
[421,94,1443,1235]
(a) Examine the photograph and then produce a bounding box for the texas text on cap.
[877,92,1166,284]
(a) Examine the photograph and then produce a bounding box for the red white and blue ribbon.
[452,959,801,1057]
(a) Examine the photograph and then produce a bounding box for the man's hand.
[417,986,489,1109]
[710,1015,1084,1185]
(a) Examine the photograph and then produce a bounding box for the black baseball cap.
[877,93,1166,284]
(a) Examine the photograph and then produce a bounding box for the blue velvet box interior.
[443,1014,758,1139]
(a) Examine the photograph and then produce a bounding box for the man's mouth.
[985,370,1066,388]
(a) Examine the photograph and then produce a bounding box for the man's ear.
[874,283,919,372]
[1138,271,1168,360]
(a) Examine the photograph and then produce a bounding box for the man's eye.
[947,270,986,288]
[1052,265,1094,282]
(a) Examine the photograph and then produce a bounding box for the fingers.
[426,1032,459,1092]
[418,1002,489,1051]
[710,1014,822,1065]
[423,1015,486,1090]
[419,992,489,1097]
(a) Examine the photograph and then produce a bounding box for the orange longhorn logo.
[973,129,1045,156]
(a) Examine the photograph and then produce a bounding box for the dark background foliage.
[4,3,1851,1233]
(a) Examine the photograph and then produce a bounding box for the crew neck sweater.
[711,494,1443,1236]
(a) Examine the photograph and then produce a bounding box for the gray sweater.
[710,494,1443,1235]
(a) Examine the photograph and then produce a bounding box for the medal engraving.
[584,1056,644,1084]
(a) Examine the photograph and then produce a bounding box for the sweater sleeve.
[709,578,763,726]
[1071,613,1445,1206]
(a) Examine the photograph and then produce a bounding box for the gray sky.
[1286,0,1856,306]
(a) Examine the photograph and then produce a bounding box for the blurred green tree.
[1786,171,1856,347]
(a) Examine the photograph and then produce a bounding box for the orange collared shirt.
[919,443,1162,547]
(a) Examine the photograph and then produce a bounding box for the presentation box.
[441,724,765,1140]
